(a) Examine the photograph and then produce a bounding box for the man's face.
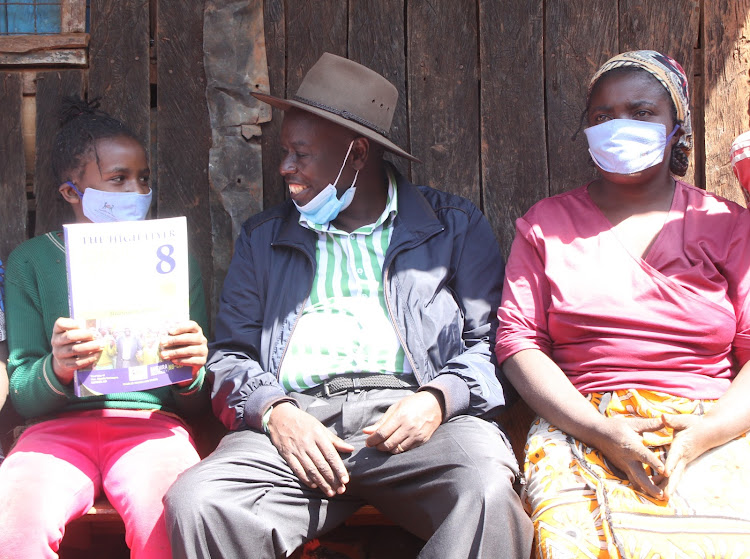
[279,109,356,207]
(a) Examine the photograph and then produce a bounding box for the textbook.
[64,217,193,397]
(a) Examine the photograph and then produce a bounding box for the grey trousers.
[164,389,533,559]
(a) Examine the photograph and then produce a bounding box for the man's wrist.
[261,405,274,434]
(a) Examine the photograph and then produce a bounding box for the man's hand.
[51,317,102,384]
[160,320,208,387]
[593,415,667,500]
[267,402,355,497]
[362,389,444,454]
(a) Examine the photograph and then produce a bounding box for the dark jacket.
[208,169,507,431]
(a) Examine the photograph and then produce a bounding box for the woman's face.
[587,70,681,184]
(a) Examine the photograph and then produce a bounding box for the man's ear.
[351,137,370,170]
[58,181,82,204]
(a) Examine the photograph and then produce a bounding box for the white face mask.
[65,182,152,222]
[584,119,679,175]
[294,140,359,225]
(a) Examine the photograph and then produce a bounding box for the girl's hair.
[577,66,689,177]
[51,96,140,184]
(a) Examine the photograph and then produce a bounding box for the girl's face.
[76,136,150,195]
[587,70,681,184]
[60,135,150,223]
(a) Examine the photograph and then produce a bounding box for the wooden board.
[479,0,547,258]
[261,0,288,210]
[88,0,150,151]
[61,0,87,33]
[619,0,701,186]
[284,0,348,96]
[0,72,27,262]
[703,0,750,203]
[348,0,409,179]
[33,70,85,235]
[545,0,618,196]
[157,0,213,326]
[407,0,480,205]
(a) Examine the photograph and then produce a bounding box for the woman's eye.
[594,114,609,123]
[110,176,124,182]
[635,110,650,118]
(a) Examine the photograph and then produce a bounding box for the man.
[115,327,140,368]
[165,53,532,559]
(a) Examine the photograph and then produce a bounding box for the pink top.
[496,181,750,400]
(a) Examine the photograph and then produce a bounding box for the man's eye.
[110,176,124,182]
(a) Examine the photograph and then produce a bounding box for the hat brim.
[252,92,420,163]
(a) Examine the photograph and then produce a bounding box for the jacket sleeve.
[419,205,508,419]
[5,250,74,419]
[168,253,211,417]
[207,224,296,431]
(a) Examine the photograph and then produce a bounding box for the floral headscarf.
[588,50,693,155]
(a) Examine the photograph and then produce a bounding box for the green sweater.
[5,232,209,420]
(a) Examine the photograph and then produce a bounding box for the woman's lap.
[525,390,750,559]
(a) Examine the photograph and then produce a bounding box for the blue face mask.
[295,141,359,225]
[65,182,152,223]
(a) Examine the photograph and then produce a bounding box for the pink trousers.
[0,409,200,559]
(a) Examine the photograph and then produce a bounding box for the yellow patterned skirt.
[524,390,750,559]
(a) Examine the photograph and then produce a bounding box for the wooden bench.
[58,400,536,556]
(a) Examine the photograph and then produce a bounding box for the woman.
[497,51,750,558]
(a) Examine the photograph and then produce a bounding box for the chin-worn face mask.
[295,140,359,225]
[584,119,679,175]
[65,182,152,223]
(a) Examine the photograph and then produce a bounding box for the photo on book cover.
[63,216,193,397]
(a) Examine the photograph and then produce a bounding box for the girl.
[0,97,209,559]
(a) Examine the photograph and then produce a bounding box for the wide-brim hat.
[252,52,418,162]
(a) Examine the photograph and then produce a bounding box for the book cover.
[63,217,193,397]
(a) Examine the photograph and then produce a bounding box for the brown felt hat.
[252,52,418,162]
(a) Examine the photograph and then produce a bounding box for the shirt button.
[350,234,355,239]
[357,268,364,275]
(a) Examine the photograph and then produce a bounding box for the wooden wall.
[1,0,750,332]
[257,0,750,260]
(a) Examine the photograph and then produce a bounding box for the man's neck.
[331,165,389,233]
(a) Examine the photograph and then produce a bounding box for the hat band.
[293,95,390,138]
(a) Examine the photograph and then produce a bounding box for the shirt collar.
[300,168,399,235]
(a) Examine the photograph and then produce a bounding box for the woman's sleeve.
[495,216,553,364]
[726,209,750,367]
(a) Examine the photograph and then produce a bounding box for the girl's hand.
[160,321,208,385]
[50,317,102,384]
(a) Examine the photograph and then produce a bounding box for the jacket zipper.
[383,263,421,384]
[276,247,315,380]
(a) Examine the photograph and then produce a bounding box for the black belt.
[302,373,419,398]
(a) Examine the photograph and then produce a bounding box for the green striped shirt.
[278,171,412,393]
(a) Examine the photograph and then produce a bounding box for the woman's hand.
[160,320,208,386]
[592,415,667,500]
[660,413,713,498]
[50,317,102,384]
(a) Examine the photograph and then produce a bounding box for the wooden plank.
[61,0,87,33]
[261,0,287,210]
[285,0,347,95]
[88,0,150,150]
[479,0,547,259]
[0,72,27,262]
[703,0,750,203]
[33,70,85,235]
[407,0,480,205]
[348,0,409,179]
[619,0,700,186]
[0,33,88,53]
[157,0,213,326]
[0,49,87,66]
[546,0,618,196]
